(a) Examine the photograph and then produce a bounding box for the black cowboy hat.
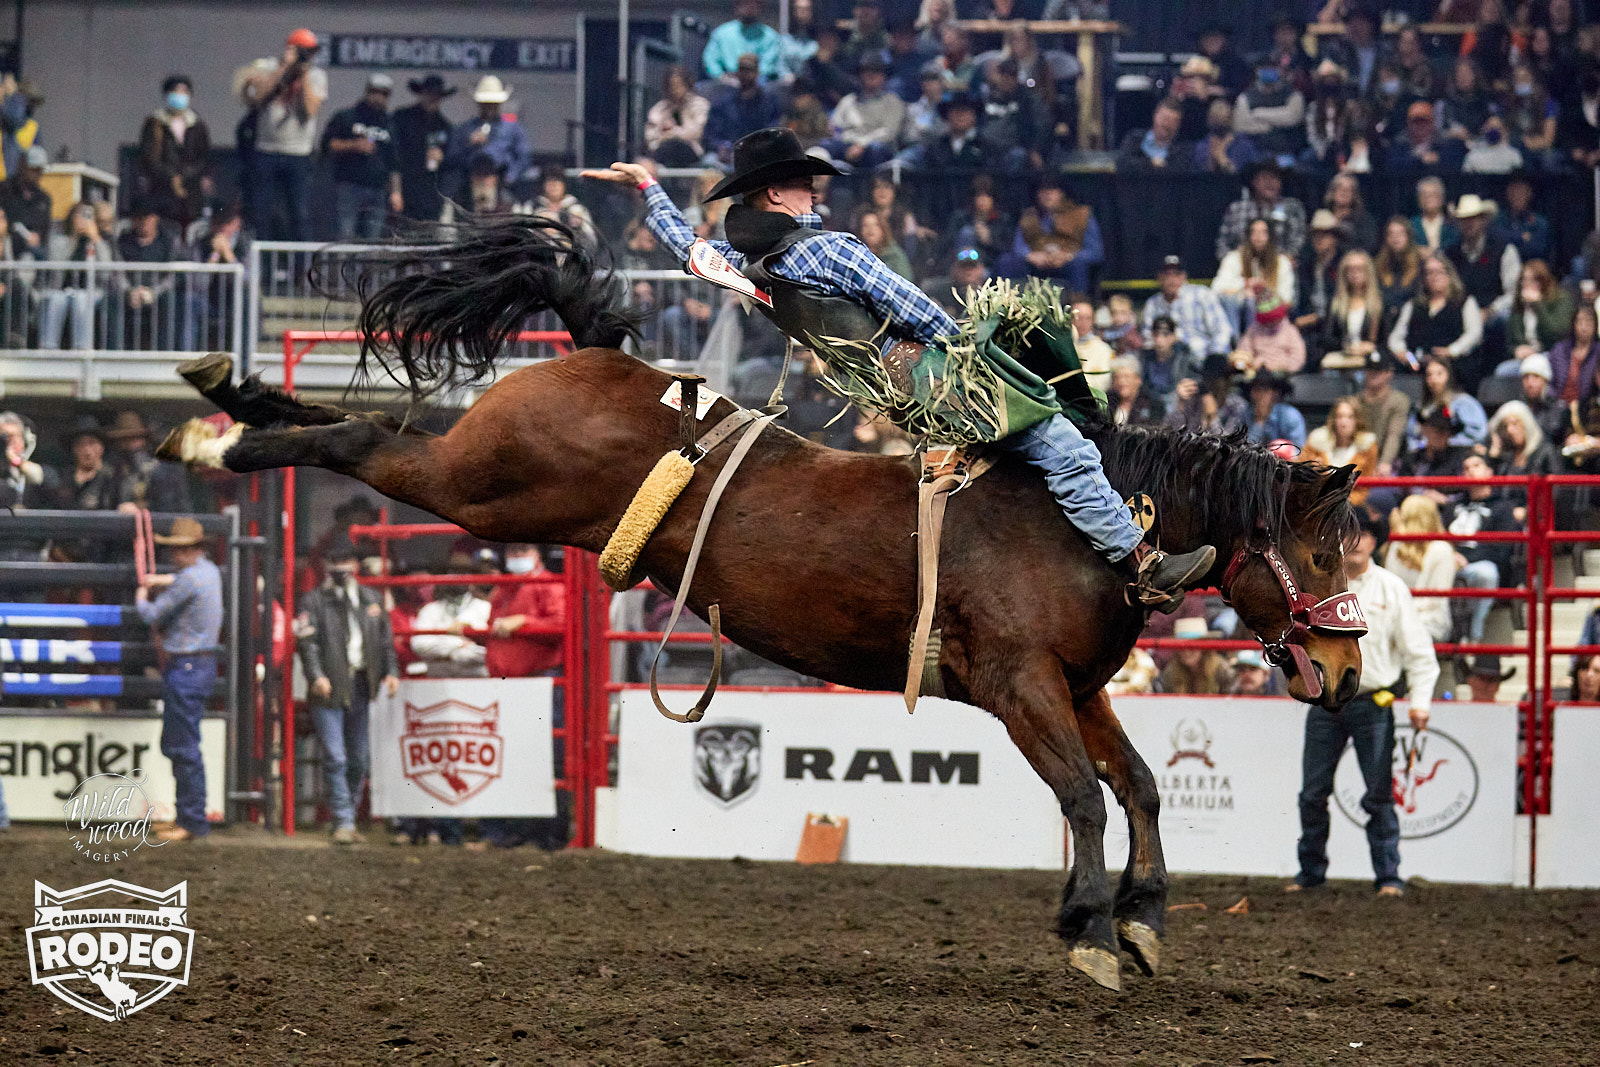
[407,74,458,97]
[1468,654,1516,682]
[703,127,843,203]
[1241,371,1294,398]
[936,90,980,118]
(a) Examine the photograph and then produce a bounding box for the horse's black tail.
[336,214,644,403]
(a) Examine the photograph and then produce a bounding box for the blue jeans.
[996,413,1146,560]
[1296,696,1401,889]
[312,674,371,830]
[250,151,314,241]
[160,654,216,836]
[39,289,99,349]
[1454,559,1500,643]
[334,182,389,240]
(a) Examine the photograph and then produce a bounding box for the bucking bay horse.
[159,216,1363,991]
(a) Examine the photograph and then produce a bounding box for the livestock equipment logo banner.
[1335,725,1480,838]
[693,722,761,806]
[400,698,503,804]
[26,879,193,1021]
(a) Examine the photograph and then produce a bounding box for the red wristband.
[637,179,657,191]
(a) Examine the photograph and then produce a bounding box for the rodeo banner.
[369,677,556,818]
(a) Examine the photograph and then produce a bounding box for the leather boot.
[1128,543,1218,614]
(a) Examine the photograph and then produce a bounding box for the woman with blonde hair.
[1213,217,1296,333]
[1383,493,1459,642]
[1300,397,1378,505]
[1321,250,1385,369]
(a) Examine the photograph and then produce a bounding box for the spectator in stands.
[883,18,932,100]
[1165,353,1249,435]
[920,245,988,316]
[136,75,211,227]
[1390,253,1483,370]
[922,91,982,171]
[644,66,710,168]
[900,65,948,154]
[1487,397,1558,494]
[1494,172,1551,264]
[192,206,250,344]
[0,414,58,561]
[1193,97,1260,174]
[57,420,118,513]
[1369,60,1412,146]
[935,25,979,93]
[106,411,192,513]
[1356,363,1411,476]
[1260,13,1315,88]
[1294,210,1345,342]
[777,0,822,82]
[1071,297,1115,393]
[801,25,854,108]
[856,210,914,279]
[1117,96,1187,172]
[1102,293,1143,356]
[1386,406,1471,521]
[1323,173,1377,253]
[1232,294,1307,375]
[1393,25,1438,102]
[1508,260,1577,367]
[1302,59,1354,172]
[1408,355,1488,449]
[1447,453,1523,645]
[996,175,1100,295]
[136,516,223,843]
[705,0,784,83]
[1195,23,1252,96]
[1509,352,1564,439]
[1142,255,1234,358]
[1215,160,1307,263]
[1556,69,1600,173]
[297,537,400,846]
[783,77,832,150]
[1243,372,1306,448]
[1172,55,1225,142]
[1302,397,1379,507]
[840,0,889,72]
[1159,617,1232,694]
[1464,114,1525,174]
[944,175,1010,266]
[1440,56,1494,144]
[1107,356,1164,427]
[1320,250,1385,371]
[236,28,328,241]
[1447,194,1520,327]
[0,73,41,183]
[2,145,51,259]
[1549,301,1599,403]
[115,198,185,350]
[915,0,953,51]
[411,552,490,680]
[532,174,597,247]
[1289,509,1435,897]
[975,58,1048,175]
[1375,216,1423,320]
[1213,217,1297,334]
[1567,654,1600,702]
[38,200,112,353]
[1382,493,1458,643]
[852,174,923,258]
[1233,58,1307,164]
[0,202,31,347]
[391,75,456,225]
[1387,100,1468,174]
[444,77,533,211]
[323,74,401,241]
[1138,314,1198,400]
[825,53,907,168]
[1227,649,1283,696]
[1318,5,1382,95]
[1408,177,1460,253]
[705,54,784,166]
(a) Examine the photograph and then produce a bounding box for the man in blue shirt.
[135,516,223,842]
[1243,373,1307,450]
[443,76,532,211]
[704,54,784,166]
[704,0,784,83]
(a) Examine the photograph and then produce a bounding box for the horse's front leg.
[985,656,1120,991]
[1076,687,1168,976]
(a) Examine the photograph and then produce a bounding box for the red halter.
[1221,539,1367,701]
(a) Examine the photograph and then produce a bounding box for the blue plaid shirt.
[641,182,958,349]
[136,556,223,655]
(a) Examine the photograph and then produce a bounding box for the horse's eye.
[1312,552,1340,572]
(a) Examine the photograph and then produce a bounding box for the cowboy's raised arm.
[579,162,742,268]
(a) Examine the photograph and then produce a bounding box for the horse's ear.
[1322,464,1359,498]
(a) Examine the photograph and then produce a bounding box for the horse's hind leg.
[984,656,1120,991]
[1077,688,1168,977]
[176,352,409,432]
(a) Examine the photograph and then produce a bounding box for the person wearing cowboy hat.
[1242,370,1307,449]
[1215,158,1308,263]
[106,410,193,513]
[1159,616,1233,694]
[1445,193,1520,327]
[236,28,328,241]
[583,130,1219,612]
[1460,653,1515,701]
[58,417,119,513]
[391,74,457,223]
[442,75,532,211]
[135,516,223,843]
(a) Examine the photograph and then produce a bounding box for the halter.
[1220,536,1367,701]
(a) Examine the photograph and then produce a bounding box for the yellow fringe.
[598,451,696,591]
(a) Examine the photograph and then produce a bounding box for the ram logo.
[693,722,761,807]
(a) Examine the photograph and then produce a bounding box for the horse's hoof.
[1067,945,1121,992]
[178,352,234,394]
[1116,919,1160,976]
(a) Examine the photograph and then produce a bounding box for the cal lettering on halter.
[687,239,774,308]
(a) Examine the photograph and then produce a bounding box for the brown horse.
[159,217,1362,991]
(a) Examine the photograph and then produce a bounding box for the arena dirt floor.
[0,826,1595,1066]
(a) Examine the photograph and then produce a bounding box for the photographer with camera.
[235,28,328,240]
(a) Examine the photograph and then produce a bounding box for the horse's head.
[1221,463,1365,708]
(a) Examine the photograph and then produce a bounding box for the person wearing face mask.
[1232,61,1307,164]
[296,538,401,845]
[1464,115,1524,174]
[136,75,212,226]
[410,550,492,678]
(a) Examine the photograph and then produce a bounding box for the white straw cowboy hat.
[1452,193,1498,220]
[472,75,512,104]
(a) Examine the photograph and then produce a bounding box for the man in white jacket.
[410,551,491,678]
[1290,511,1439,897]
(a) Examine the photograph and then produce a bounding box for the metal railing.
[0,260,245,400]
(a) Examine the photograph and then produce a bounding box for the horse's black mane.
[1088,420,1359,552]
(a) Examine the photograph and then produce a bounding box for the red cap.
[287,28,319,50]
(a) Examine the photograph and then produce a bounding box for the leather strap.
[649,409,781,723]
[904,471,965,713]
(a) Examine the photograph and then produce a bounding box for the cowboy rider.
[582,128,1216,611]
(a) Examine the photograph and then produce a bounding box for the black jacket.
[296,578,400,708]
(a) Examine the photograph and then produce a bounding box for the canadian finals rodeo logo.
[1335,725,1480,838]
[26,879,194,1021]
[400,698,503,804]
[61,772,166,863]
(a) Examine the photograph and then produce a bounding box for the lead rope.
[132,508,155,587]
